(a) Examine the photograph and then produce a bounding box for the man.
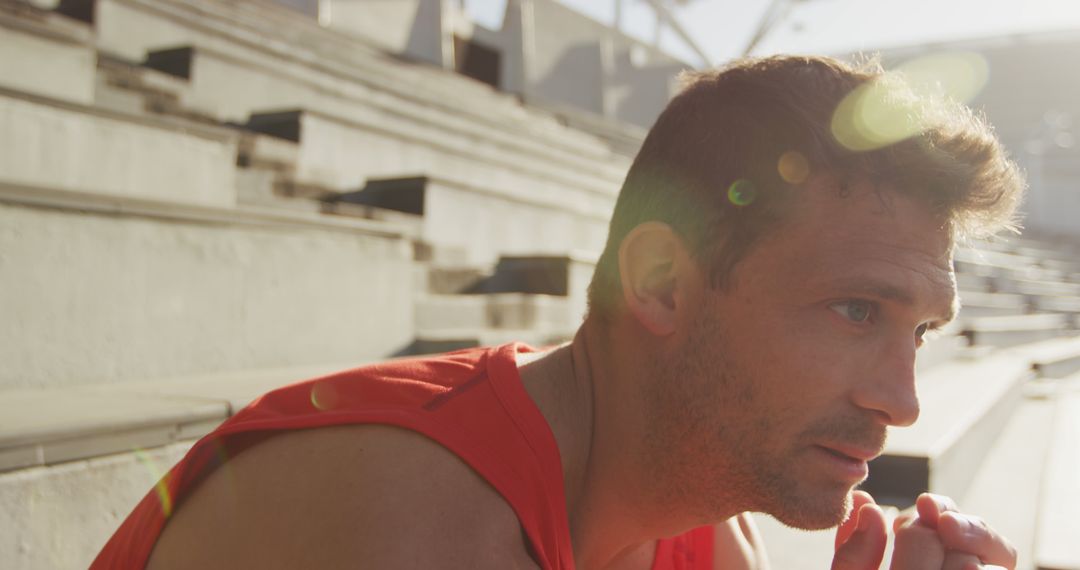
[94,55,1024,569]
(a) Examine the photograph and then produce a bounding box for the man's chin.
[765,486,853,531]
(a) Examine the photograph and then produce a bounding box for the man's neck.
[516,323,675,568]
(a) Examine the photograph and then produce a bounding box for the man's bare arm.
[146,425,539,569]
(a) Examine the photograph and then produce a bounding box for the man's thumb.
[832,504,888,570]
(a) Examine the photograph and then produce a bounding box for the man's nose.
[851,337,920,427]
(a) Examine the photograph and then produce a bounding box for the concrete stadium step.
[0,360,357,472]
[955,247,1074,281]
[93,52,199,118]
[956,291,1029,317]
[425,266,494,295]
[243,108,620,209]
[147,0,628,157]
[0,386,225,473]
[1028,336,1080,379]
[66,0,534,151]
[992,276,1080,297]
[862,349,1037,507]
[0,87,239,207]
[956,272,994,293]
[950,396,1056,570]
[1035,385,1080,570]
[0,2,95,104]
[416,293,577,333]
[0,178,415,392]
[80,0,645,173]
[477,255,595,295]
[91,0,629,162]
[137,42,629,181]
[457,255,596,329]
[320,175,610,265]
[965,240,1080,273]
[915,329,967,373]
[1008,243,1080,272]
[1031,295,1080,315]
[954,258,1065,284]
[962,313,1074,348]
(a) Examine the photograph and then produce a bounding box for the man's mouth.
[817,442,881,463]
[811,443,881,482]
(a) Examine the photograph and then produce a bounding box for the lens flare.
[778,151,810,184]
[831,77,925,152]
[896,51,989,106]
[133,448,174,519]
[310,381,339,411]
[831,52,989,152]
[727,179,757,207]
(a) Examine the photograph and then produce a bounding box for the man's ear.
[617,222,694,336]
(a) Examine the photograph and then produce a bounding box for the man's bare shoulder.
[146,424,539,569]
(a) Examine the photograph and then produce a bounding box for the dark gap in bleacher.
[145,47,195,80]
[453,35,501,89]
[56,0,95,24]
[246,110,304,143]
[325,176,428,216]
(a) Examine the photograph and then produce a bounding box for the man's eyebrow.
[827,278,914,303]
[825,278,958,323]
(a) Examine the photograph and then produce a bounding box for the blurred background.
[0,0,1078,568]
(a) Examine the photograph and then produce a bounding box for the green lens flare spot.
[728,179,757,207]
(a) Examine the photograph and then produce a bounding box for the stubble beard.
[641,306,874,531]
[640,307,770,524]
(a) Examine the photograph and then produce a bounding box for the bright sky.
[465,0,1080,66]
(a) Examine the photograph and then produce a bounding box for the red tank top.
[91,343,713,569]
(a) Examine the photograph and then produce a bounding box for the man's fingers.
[914,493,960,530]
[893,512,916,533]
[836,491,877,550]
[890,523,946,570]
[943,551,983,570]
[832,503,888,570]
[937,512,1017,570]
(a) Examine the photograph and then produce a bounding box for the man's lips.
[812,443,879,482]
[816,442,882,463]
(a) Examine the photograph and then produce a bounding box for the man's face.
[643,177,957,530]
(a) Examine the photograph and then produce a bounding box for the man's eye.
[829,300,873,323]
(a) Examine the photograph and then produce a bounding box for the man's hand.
[831,492,1017,570]
[893,494,1017,570]
[832,491,890,570]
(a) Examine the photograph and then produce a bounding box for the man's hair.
[586,54,1024,321]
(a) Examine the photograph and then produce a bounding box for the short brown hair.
[586,54,1024,321]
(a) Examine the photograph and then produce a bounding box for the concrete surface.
[0,443,192,570]
[0,196,414,390]
[1036,385,1080,570]
[421,178,610,265]
[91,0,625,165]
[0,388,224,471]
[964,314,1073,348]
[960,398,1056,570]
[0,9,95,105]
[0,90,238,208]
[416,293,575,333]
[250,107,621,203]
[866,351,1032,504]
